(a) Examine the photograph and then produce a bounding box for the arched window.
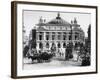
[58,43,61,48]
[46,43,49,48]
[52,43,55,47]
[39,32,43,40]
[39,42,43,49]
[63,43,66,48]
[51,43,56,52]
[46,32,49,40]
[58,32,61,40]
[52,32,55,40]
[75,32,79,40]
[63,32,66,40]
[69,35,72,40]
[69,32,72,40]
[63,34,66,40]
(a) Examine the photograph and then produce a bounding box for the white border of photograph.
[17,3,96,76]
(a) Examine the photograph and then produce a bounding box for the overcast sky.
[23,10,91,37]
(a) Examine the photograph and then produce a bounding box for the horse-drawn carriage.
[27,49,54,63]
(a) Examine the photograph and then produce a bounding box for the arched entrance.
[63,42,66,48]
[39,42,43,49]
[58,42,61,48]
[46,42,49,48]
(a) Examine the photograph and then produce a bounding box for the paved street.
[23,57,82,70]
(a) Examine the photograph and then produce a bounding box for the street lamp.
[70,22,73,58]
[65,21,74,60]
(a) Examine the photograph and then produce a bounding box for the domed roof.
[46,13,71,26]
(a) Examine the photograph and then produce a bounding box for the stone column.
[55,31,57,40]
[50,32,52,40]
[55,42,57,48]
[61,32,63,40]
[72,32,75,40]
[49,42,52,50]
[36,42,39,50]
[67,32,69,41]
[61,42,63,48]
[79,33,81,41]
[43,32,46,40]
[43,41,46,50]
[72,32,75,45]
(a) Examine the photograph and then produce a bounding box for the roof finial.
[58,12,60,17]
[56,12,61,19]
[74,17,77,24]
[71,20,73,24]
[39,16,43,23]
[34,26,36,29]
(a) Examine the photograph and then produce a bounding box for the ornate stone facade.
[30,13,85,51]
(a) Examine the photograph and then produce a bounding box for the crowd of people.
[23,42,90,66]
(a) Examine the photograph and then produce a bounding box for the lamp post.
[65,21,73,60]
[70,23,73,58]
